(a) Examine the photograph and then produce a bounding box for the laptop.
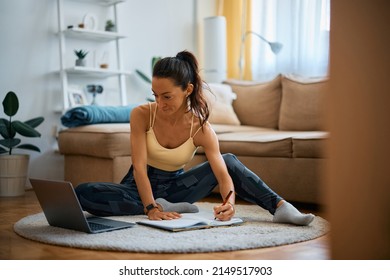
[29,178,135,234]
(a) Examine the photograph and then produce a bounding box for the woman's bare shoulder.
[193,120,217,146]
[131,103,154,118]
[131,103,154,129]
[132,103,151,113]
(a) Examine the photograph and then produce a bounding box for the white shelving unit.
[56,0,129,111]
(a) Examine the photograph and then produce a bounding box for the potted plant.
[105,20,116,32]
[0,91,44,196]
[135,56,161,102]
[74,49,88,66]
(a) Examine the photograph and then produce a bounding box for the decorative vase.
[0,154,29,197]
[75,58,86,67]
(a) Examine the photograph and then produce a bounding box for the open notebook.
[137,209,244,232]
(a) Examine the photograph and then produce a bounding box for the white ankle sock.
[273,202,315,226]
[155,198,199,213]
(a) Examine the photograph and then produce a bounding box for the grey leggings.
[75,153,283,216]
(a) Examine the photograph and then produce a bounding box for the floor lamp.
[203,16,227,83]
[239,31,283,80]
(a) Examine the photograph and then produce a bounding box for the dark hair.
[152,50,209,126]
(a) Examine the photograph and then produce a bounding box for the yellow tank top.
[146,103,201,171]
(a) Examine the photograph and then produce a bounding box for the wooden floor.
[0,189,330,260]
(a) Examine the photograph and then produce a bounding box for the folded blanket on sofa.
[61,105,138,127]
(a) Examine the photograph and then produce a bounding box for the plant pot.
[75,58,86,67]
[105,26,116,32]
[0,154,29,197]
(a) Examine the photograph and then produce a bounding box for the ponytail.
[153,50,209,126]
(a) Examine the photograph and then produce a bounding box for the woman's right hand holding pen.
[213,190,235,221]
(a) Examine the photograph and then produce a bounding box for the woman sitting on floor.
[75,50,314,226]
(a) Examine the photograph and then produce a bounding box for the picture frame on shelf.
[68,86,88,107]
[82,13,98,30]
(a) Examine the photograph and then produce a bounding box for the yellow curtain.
[217,0,252,80]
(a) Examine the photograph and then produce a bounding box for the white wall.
[0,0,214,185]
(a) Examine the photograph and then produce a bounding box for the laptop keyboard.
[88,222,114,231]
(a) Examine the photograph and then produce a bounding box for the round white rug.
[14,202,329,253]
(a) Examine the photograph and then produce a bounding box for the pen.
[222,190,233,206]
[215,190,233,220]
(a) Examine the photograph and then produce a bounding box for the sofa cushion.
[216,132,329,158]
[279,75,328,131]
[291,132,329,158]
[58,123,131,158]
[204,83,241,125]
[211,124,268,134]
[202,125,328,158]
[217,132,292,157]
[224,75,282,129]
[197,126,293,158]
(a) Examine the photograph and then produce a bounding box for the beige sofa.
[58,75,328,205]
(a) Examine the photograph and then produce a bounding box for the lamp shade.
[203,16,227,83]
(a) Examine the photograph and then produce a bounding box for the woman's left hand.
[213,202,235,221]
[147,208,181,220]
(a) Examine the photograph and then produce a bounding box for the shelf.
[65,66,131,78]
[57,0,129,109]
[63,27,126,41]
[72,0,126,6]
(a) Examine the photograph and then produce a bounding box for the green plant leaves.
[12,121,41,137]
[135,69,152,84]
[0,118,15,139]
[2,91,19,117]
[0,141,40,154]
[16,144,41,153]
[0,119,8,138]
[0,138,21,149]
[151,56,161,70]
[25,117,44,128]
[1,91,44,154]
[74,49,88,59]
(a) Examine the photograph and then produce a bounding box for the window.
[250,0,330,80]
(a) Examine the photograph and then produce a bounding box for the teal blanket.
[61,105,137,127]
